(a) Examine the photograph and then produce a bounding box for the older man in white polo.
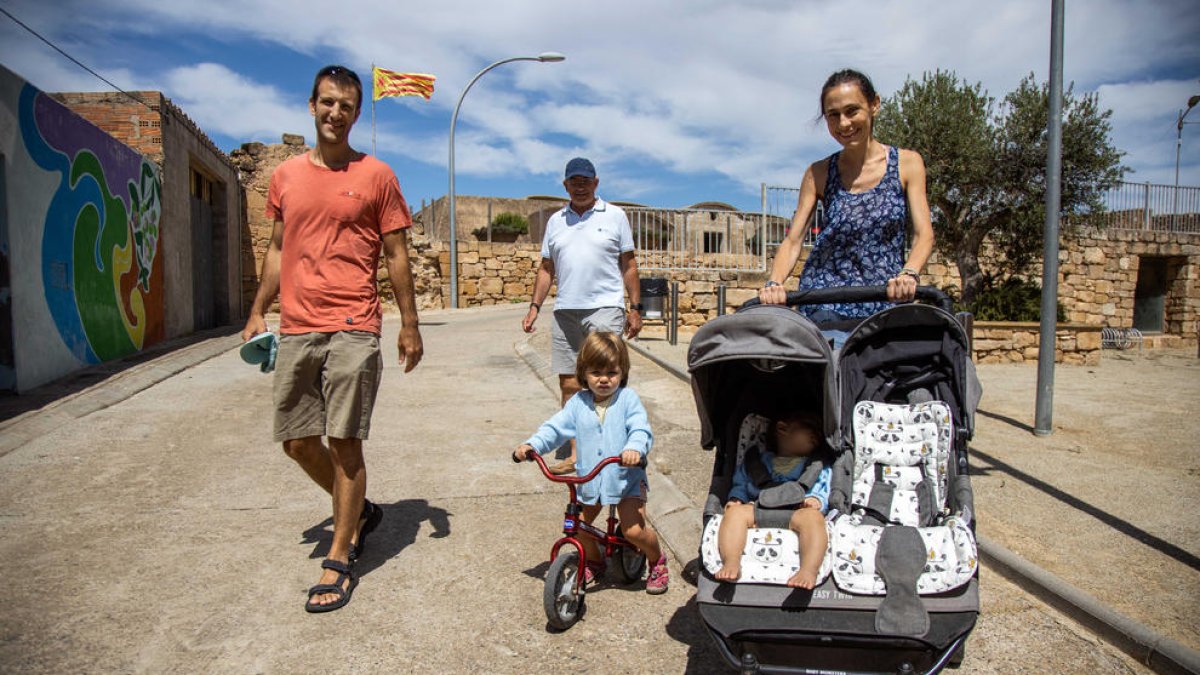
[522,157,643,474]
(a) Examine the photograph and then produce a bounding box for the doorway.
[1133,257,1167,333]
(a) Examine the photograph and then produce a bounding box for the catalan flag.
[373,67,436,101]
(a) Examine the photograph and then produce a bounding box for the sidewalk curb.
[622,338,1199,675]
[0,329,243,458]
[979,533,1200,675]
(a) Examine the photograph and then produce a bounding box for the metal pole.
[717,284,727,317]
[371,63,376,157]
[760,183,768,269]
[669,281,679,346]
[1143,182,1151,230]
[1176,109,1184,230]
[448,53,564,309]
[486,200,493,242]
[1034,0,1065,437]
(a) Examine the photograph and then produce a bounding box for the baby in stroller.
[715,411,832,588]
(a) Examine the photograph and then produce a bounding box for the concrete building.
[0,64,243,392]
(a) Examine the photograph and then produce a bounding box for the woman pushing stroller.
[758,69,935,347]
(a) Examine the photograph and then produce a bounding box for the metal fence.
[628,207,768,272]
[762,184,821,250]
[1082,181,1200,233]
[763,180,1200,238]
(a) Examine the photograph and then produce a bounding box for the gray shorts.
[272,331,383,442]
[550,307,626,374]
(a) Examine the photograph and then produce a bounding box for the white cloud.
[162,63,312,142]
[2,0,1198,201]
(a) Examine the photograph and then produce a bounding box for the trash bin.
[640,277,668,320]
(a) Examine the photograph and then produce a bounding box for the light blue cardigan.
[524,387,653,505]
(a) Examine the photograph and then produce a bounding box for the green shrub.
[489,212,529,234]
[960,275,1065,322]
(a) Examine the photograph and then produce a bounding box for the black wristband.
[629,303,644,311]
[530,302,541,311]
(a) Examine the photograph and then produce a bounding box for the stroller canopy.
[838,302,982,444]
[688,305,839,451]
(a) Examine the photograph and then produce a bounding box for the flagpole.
[371,63,377,156]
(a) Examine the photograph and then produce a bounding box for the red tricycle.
[517,451,648,630]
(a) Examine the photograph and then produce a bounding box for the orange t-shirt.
[266,153,411,335]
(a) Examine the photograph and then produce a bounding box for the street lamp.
[1173,93,1200,228]
[447,52,566,308]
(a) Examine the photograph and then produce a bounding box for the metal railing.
[1075,181,1200,233]
[762,184,822,251]
[627,206,768,272]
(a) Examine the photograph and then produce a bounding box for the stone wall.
[230,136,309,313]
[234,144,1197,358]
[971,322,1102,365]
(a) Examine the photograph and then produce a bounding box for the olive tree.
[874,70,1125,305]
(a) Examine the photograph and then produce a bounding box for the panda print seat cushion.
[699,514,833,585]
[828,401,978,595]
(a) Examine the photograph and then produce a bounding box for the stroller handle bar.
[514,450,648,484]
[741,284,953,314]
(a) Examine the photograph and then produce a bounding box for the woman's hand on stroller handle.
[741,284,953,313]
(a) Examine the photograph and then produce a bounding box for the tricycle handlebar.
[517,451,647,484]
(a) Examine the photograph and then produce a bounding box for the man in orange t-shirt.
[241,65,423,613]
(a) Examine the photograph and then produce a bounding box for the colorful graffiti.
[18,84,164,364]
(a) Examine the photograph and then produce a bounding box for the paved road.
[0,304,1160,673]
[0,306,726,673]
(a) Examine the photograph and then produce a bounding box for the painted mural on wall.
[18,84,164,364]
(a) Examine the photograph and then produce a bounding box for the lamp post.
[1173,94,1200,228]
[447,52,566,308]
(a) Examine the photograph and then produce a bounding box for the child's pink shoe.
[646,556,669,594]
[584,561,606,586]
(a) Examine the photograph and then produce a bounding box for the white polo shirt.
[541,197,635,310]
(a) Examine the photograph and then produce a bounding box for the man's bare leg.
[283,436,334,493]
[283,436,370,546]
[715,502,755,581]
[286,436,366,607]
[786,507,827,589]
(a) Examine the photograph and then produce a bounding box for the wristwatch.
[898,268,920,280]
[764,280,781,288]
[629,303,644,311]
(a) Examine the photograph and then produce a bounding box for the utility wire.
[0,5,154,110]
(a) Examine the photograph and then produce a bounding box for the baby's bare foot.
[787,568,817,589]
[714,563,741,582]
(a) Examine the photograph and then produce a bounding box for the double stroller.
[687,286,982,674]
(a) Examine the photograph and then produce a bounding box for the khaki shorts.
[550,307,626,374]
[273,331,383,442]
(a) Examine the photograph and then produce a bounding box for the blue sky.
[1,0,1198,213]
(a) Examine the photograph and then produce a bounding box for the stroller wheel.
[544,550,584,630]
[612,544,647,584]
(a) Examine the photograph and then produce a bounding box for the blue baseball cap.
[564,157,596,179]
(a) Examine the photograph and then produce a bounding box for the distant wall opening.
[190,162,228,329]
[1133,256,1169,333]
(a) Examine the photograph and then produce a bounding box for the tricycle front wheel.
[544,550,584,630]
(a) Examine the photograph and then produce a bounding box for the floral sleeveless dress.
[797,145,907,319]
